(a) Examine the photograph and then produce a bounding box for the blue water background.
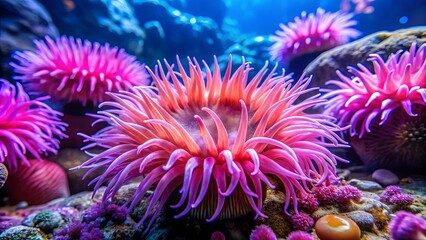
[224,0,426,36]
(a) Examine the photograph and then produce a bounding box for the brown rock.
[0,163,8,189]
[312,205,340,220]
[49,148,102,194]
[342,210,376,232]
[256,190,292,238]
[304,27,426,89]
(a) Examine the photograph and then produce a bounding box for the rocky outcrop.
[37,0,145,57]
[304,27,426,88]
[0,0,58,80]
[132,0,225,66]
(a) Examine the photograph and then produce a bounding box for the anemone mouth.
[350,105,426,172]
[170,104,250,156]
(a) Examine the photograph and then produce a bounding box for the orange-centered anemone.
[77,56,348,231]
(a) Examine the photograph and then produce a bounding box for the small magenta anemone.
[270,8,360,63]
[380,185,402,202]
[10,36,150,106]
[380,185,415,206]
[389,193,415,206]
[335,185,362,204]
[287,231,314,240]
[322,42,426,171]
[77,56,348,231]
[250,225,277,240]
[0,80,67,172]
[314,185,338,205]
[389,211,426,240]
[4,159,69,205]
[298,193,319,213]
[291,212,314,231]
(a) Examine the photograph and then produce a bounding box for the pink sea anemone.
[4,159,69,205]
[323,42,426,137]
[340,0,375,14]
[0,80,67,172]
[10,36,149,106]
[322,42,426,171]
[269,8,360,63]
[77,56,348,231]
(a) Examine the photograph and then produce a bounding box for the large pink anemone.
[322,43,426,170]
[0,80,67,172]
[322,42,426,137]
[10,36,150,106]
[78,56,348,230]
[270,8,360,63]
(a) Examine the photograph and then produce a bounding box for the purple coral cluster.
[314,185,362,205]
[314,186,337,205]
[54,202,126,239]
[249,225,277,240]
[54,221,104,240]
[82,202,127,224]
[389,194,415,206]
[0,215,23,232]
[380,186,402,201]
[287,231,314,240]
[298,194,319,213]
[335,185,362,204]
[291,212,314,231]
[389,211,426,240]
[380,185,414,206]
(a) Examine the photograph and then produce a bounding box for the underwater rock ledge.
[304,26,426,89]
